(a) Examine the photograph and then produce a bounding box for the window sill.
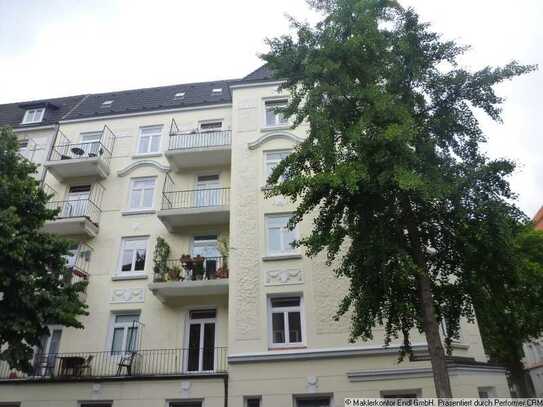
[269,345,306,351]
[261,125,290,132]
[112,274,148,281]
[262,254,302,262]
[131,153,162,159]
[121,209,156,216]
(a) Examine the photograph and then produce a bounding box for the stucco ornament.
[117,159,170,177]
[306,376,319,392]
[265,269,303,286]
[247,131,304,150]
[110,288,145,303]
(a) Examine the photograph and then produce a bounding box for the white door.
[80,132,102,157]
[63,185,91,217]
[192,236,220,278]
[195,175,220,207]
[34,327,62,375]
[185,309,216,372]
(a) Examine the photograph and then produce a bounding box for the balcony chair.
[116,351,137,376]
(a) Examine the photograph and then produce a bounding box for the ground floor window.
[296,397,331,407]
[478,387,497,398]
[80,403,113,407]
[381,390,421,398]
[245,396,262,407]
[169,402,202,407]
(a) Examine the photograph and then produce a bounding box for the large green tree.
[263,0,538,396]
[0,127,87,373]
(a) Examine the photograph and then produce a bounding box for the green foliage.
[263,0,539,362]
[0,127,88,373]
[153,237,171,280]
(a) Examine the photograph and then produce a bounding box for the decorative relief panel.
[110,288,145,304]
[265,269,303,286]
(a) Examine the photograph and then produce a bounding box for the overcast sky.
[0,0,541,217]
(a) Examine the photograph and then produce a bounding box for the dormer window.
[21,108,45,124]
[101,100,114,108]
[174,92,185,100]
[212,88,223,95]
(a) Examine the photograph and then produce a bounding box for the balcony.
[44,126,116,181]
[149,257,229,302]
[0,347,227,382]
[158,175,230,231]
[165,119,231,171]
[42,199,101,237]
[64,242,92,302]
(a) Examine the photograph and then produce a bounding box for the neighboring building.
[522,207,543,396]
[534,206,543,230]
[0,65,510,406]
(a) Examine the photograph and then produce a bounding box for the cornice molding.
[117,159,170,177]
[248,131,304,150]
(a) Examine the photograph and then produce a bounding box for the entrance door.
[195,175,220,207]
[63,185,91,217]
[192,235,220,279]
[186,309,216,372]
[80,131,102,157]
[33,327,62,376]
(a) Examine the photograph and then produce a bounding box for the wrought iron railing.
[46,199,101,225]
[154,257,228,283]
[162,187,230,210]
[169,119,231,150]
[48,126,116,166]
[49,141,112,164]
[0,347,228,381]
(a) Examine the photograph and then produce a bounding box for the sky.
[0,0,541,217]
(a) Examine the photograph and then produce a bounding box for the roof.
[62,79,237,121]
[0,64,276,126]
[0,95,86,129]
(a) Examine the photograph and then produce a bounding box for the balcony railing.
[49,141,112,165]
[0,347,227,381]
[169,118,231,151]
[162,187,230,210]
[46,199,101,226]
[154,257,228,283]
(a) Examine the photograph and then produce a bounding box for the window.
[295,397,331,407]
[101,100,114,107]
[212,88,223,94]
[268,296,303,347]
[265,214,298,256]
[80,403,112,407]
[265,150,290,181]
[109,313,140,354]
[21,108,45,124]
[186,309,216,372]
[245,397,261,407]
[137,125,162,154]
[174,92,185,100]
[129,177,156,210]
[118,237,148,274]
[80,131,102,156]
[199,121,223,132]
[265,99,288,127]
[478,387,496,398]
[169,402,202,407]
[382,393,419,399]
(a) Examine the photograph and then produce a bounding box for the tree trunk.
[403,199,453,398]
[510,360,532,397]
[417,270,453,397]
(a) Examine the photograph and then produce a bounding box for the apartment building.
[0,65,510,406]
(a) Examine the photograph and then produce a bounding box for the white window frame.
[137,125,163,155]
[267,295,305,348]
[128,177,156,211]
[265,213,299,256]
[184,308,218,373]
[21,108,45,124]
[107,312,140,354]
[264,149,291,183]
[263,98,289,128]
[117,236,149,276]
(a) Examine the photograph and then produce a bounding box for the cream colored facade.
[0,75,510,406]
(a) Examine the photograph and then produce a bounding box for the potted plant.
[193,255,205,280]
[168,265,182,281]
[216,235,229,279]
[153,237,170,282]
